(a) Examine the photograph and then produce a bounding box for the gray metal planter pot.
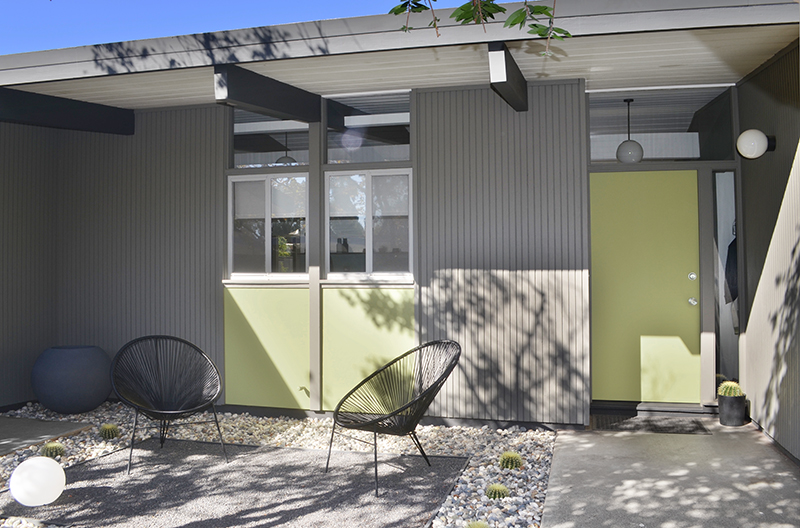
[718,395,747,426]
[31,346,112,414]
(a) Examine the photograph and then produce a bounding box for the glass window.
[230,175,307,275]
[327,170,411,276]
[326,93,410,164]
[233,109,309,169]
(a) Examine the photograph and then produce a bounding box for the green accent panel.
[322,288,415,410]
[224,288,310,409]
[591,171,700,403]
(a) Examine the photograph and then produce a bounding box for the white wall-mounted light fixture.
[736,129,776,159]
[616,98,644,163]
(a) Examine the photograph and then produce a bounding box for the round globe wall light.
[736,129,776,159]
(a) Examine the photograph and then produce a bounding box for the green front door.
[591,170,701,403]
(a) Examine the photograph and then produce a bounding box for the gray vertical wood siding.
[739,42,800,460]
[55,106,229,383]
[414,81,590,425]
[0,123,59,406]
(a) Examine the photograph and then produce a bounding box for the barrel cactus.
[99,423,120,440]
[41,441,66,458]
[499,451,523,469]
[718,380,743,397]
[486,483,509,499]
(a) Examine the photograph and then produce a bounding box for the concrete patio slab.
[0,417,92,456]
[542,418,800,527]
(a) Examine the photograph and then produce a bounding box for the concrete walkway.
[0,417,91,456]
[542,418,800,527]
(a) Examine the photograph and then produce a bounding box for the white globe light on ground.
[616,139,644,163]
[9,457,66,507]
[737,129,770,159]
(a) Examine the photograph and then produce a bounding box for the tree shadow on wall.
[89,22,333,75]
[338,269,590,425]
[762,226,800,440]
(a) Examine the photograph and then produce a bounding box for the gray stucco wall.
[414,81,591,426]
[0,123,59,407]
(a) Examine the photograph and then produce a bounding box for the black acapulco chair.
[325,339,461,496]
[110,335,228,474]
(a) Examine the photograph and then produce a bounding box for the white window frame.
[227,173,309,280]
[325,168,413,281]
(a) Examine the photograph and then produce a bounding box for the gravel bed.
[0,402,555,528]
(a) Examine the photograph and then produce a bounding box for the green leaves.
[504,1,572,41]
[389,0,571,43]
[389,1,431,16]
[450,0,507,25]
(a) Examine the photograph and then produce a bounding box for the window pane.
[373,174,410,272]
[329,174,366,217]
[234,110,309,169]
[232,181,266,273]
[329,174,366,272]
[270,176,307,273]
[330,218,366,272]
[272,218,306,273]
[373,217,409,272]
[272,176,306,218]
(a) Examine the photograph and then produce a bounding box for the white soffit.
[5,24,798,110]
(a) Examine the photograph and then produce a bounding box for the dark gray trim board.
[488,42,528,112]
[0,87,134,135]
[214,64,320,122]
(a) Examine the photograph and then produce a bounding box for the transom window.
[326,169,412,277]
[228,174,307,276]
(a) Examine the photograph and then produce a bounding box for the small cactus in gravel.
[99,423,120,440]
[466,522,490,528]
[718,380,744,397]
[41,442,66,458]
[499,451,523,469]
[486,483,510,499]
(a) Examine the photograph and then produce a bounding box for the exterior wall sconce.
[736,129,776,159]
[616,98,644,163]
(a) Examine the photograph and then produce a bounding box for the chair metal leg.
[408,431,431,466]
[211,405,229,463]
[126,409,139,475]
[373,431,379,497]
[325,422,337,473]
[158,420,170,447]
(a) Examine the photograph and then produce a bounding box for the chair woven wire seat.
[110,335,228,473]
[325,339,461,495]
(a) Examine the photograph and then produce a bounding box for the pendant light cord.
[624,98,633,140]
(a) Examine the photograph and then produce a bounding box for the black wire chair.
[110,335,228,474]
[325,339,461,496]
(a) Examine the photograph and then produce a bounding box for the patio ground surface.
[542,418,800,527]
[0,438,468,527]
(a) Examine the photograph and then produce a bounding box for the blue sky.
[1,0,463,56]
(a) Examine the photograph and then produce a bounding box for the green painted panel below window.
[321,288,415,410]
[224,288,310,409]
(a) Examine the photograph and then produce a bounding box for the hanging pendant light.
[616,98,644,163]
[275,132,297,165]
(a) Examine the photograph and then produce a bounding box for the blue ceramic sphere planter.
[31,346,112,414]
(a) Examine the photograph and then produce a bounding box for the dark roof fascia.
[0,0,797,87]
